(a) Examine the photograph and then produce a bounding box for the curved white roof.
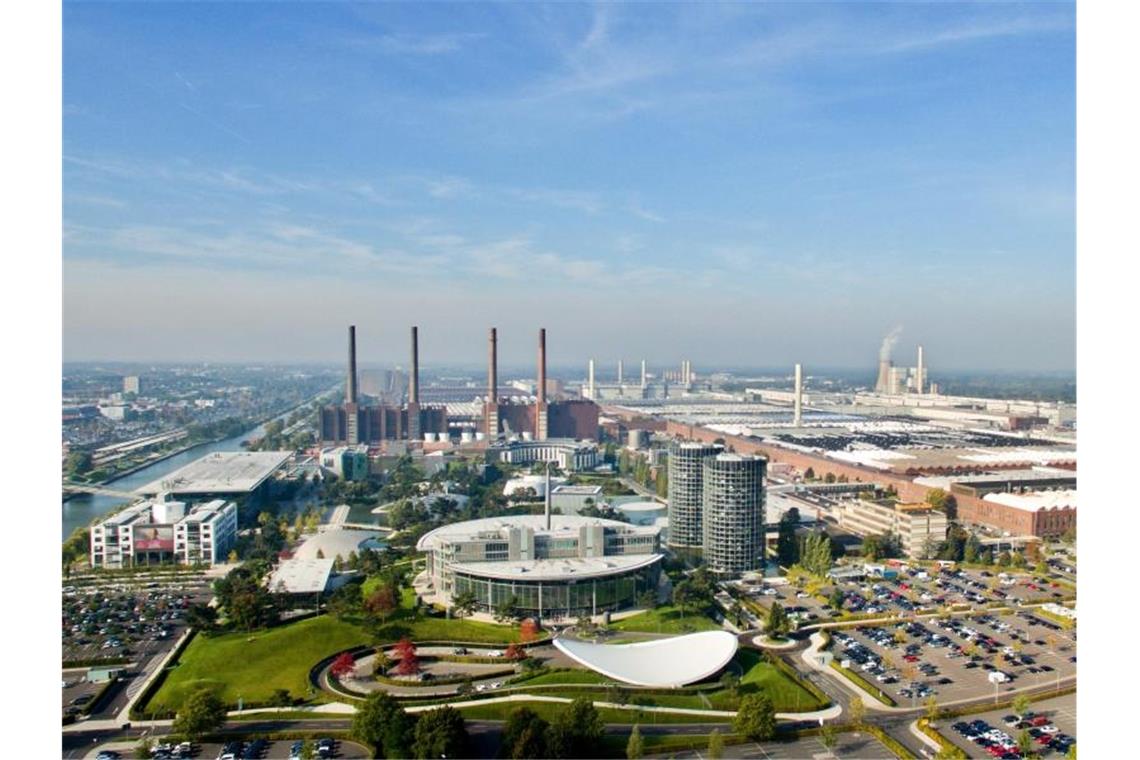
[553,631,739,687]
[416,514,640,551]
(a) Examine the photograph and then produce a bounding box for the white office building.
[90,494,237,568]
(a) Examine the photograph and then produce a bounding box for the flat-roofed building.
[91,494,237,568]
[550,484,604,514]
[416,515,663,620]
[486,438,600,471]
[838,499,948,558]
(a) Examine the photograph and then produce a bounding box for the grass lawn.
[730,650,829,712]
[455,700,731,724]
[608,605,720,634]
[148,590,520,714]
[147,615,368,713]
[515,670,610,686]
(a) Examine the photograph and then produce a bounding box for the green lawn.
[514,669,610,686]
[455,700,731,724]
[730,650,829,712]
[608,605,720,634]
[147,599,521,714]
[147,615,367,713]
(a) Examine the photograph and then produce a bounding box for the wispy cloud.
[340,32,485,55]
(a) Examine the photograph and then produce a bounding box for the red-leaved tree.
[365,585,399,624]
[504,643,527,661]
[394,637,419,676]
[519,618,541,643]
[330,652,356,679]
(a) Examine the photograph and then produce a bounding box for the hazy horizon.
[64,2,1075,371]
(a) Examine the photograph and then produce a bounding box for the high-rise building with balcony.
[701,453,765,575]
[666,441,722,552]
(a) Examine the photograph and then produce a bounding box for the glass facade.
[452,563,660,619]
[667,441,722,549]
[702,454,765,575]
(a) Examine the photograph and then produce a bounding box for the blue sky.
[63,1,1075,372]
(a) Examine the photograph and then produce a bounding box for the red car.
[1030,716,1049,727]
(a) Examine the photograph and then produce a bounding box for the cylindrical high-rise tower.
[640,359,647,388]
[916,345,925,394]
[587,359,595,399]
[702,453,766,576]
[409,326,420,404]
[666,441,723,551]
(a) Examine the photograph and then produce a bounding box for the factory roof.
[267,558,336,594]
[553,631,739,687]
[450,552,663,582]
[982,490,1077,513]
[137,451,292,495]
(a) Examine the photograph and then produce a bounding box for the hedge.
[917,717,964,757]
[761,650,831,707]
[937,684,1076,719]
[63,656,132,668]
[130,629,199,720]
[827,662,897,706]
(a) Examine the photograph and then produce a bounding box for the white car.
[1041,725,1060,735]
[475,684,486,692]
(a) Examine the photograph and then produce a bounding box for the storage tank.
[616,501,667,526]
[423,432,437,443]
[460,430,474,443]
[475,431,486,441]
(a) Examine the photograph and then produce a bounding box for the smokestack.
[916,345,925,394]
[538,328,546,404]
[536,328,548,441]
[641,359,647,388]
[486,327,499,437]
[409,326,419,404]
[346,325,358,404]
[617,359,623,385]
[544,462,552,530]
[588,359,595,399]
[794,363,803,427]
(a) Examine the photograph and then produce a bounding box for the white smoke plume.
[879,325,903,362]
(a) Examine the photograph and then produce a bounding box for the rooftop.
[450,552,662,582]
[416,514,656,551]
[553,631,738,687]
[294,527,384,560]
[137,451,292,495]
[267,558,336,594]
[982,490,1077,513]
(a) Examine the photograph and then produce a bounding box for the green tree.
[65,450,94,478]
[707,729,724,760]
[734,693,776,741]
[819,725,837,753]
[501,707,549,759]
[803,466,815,480]
[1018,729,1034,756]
[171,687,226,741]
[1011,694,1030,718]
[766,602,790,639]
[453,590,479,619]
[546,696,604,759]
[133,739,153,759]
[352,692,415,758]
[413,705,469,759]
[924,694,940,722]
[626,725,643,759]
[848,697,865,726]
[494,595,522,624]
[777,509,801,567]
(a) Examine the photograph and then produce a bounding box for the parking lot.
[739,564,1074,632]
[667,730,892,759]
[86,738,371,760]
[943,692,1076,758]
[63,572,214,721]
[831,610,1076,707]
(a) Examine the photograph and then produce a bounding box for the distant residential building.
[99,404,131,421]
[838,499,948,558]
[122,375,141,395]
[91,494,237,568]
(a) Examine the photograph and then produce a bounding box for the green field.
[147,615,367,713]
[514,669,610,686]
[147,599,521,713]
[732,650,828,712]
[455,700,731,724]
[608,605,721,634]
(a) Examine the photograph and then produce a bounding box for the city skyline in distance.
[63,2,1074,371]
